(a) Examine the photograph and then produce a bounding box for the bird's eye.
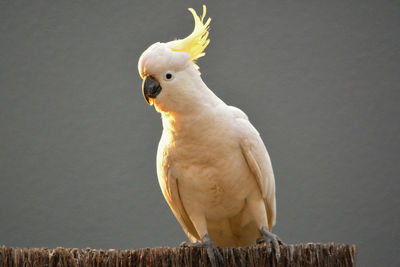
[164,71,174,81]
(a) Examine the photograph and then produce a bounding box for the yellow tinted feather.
[172,5,211,61]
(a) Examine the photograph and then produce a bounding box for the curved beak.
[142,76,162,105]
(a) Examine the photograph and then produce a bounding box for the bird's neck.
[160,101,213,137]
[160,74,224,136]
[162,101,223,140]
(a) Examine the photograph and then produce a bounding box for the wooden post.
[0,243,357,266]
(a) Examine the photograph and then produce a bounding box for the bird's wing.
[229,106,276,230]
[157,149,200,242]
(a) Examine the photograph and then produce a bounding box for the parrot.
[138,5,282,265]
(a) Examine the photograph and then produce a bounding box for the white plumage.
[138,6,279,248]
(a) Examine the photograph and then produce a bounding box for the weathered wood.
[0,243,357,267]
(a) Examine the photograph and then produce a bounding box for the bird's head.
[138,6,211,113]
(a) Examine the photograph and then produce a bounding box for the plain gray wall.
[1,1,399,266]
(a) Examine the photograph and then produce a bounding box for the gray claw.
[179,241,199,247]
[258,226,284,258]
[180,235,223,266]
[201,234,223,267]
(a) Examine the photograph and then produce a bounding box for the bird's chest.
[168,133,235,185]
[163,135,250,219]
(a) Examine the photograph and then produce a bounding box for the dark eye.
[165,72,172,79]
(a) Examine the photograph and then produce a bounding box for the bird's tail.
[265,198,276,231]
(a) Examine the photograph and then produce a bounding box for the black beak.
[142,76,162,105]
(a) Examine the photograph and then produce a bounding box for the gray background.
[1,1,399,266]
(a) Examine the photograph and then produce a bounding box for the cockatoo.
[138,5,282,265]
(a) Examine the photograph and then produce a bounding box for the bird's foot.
[181,234,223,267]
[201,234,223,267]
[257,226,284,258]
[179,240,200,247]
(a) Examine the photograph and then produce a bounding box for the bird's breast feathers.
[156,111,259,219]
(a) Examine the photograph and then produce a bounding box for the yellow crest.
[172,5,211,61]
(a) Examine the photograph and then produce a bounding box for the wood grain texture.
[0,243,357,267]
